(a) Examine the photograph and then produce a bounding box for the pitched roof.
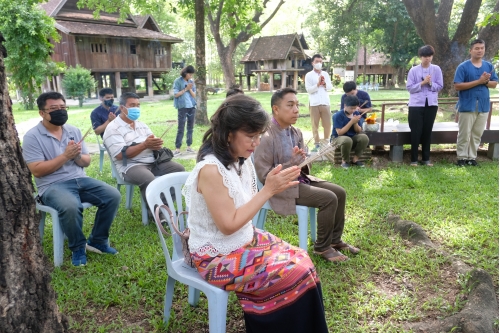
[347,48,390,66]
[240,34,307,62]
[40,0,180,41]
[40,0,63,17]
[55,21,182,42]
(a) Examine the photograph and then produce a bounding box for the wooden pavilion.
[40,0,182,98]
[346,48,397,87]
[240,34,311,91]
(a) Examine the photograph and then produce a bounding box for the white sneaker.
[173,150,181,156]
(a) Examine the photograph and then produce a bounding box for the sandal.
[331,241,360,255]
[410,162,418,167]
[351,160,365,167]
[421,161,433,167]
[314,247,349,262]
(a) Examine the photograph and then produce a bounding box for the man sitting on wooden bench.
[332,95,370,169]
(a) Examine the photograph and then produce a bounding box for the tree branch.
[234,0,285,44]
[436,0,453,43]
[478,1,499,61]
[207,0,224,46]
[452,0,482,44]
[402,0,439,46]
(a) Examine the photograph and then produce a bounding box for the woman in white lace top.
[183,94,329,333]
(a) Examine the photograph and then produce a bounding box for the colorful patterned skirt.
[192,229,329,333]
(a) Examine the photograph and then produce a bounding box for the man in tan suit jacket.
[254,88,359,262]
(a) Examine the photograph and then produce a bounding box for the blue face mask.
[126,107,140,121]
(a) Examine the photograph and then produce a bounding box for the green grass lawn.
[13,90,499,332]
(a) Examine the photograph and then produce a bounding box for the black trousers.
[408,100,438,163]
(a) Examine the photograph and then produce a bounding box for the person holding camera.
[173,65,197,156]
[305,54,333,152]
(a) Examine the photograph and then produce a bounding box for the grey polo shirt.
[22,122,88,195]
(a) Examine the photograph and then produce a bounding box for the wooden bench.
[363,100,499,162]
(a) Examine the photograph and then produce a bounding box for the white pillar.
[147,72,153,97]
[115,72,122,98]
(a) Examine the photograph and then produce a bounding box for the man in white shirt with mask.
[103,92,185,207]
[305,54,333,151]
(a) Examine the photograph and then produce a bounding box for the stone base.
[487,143,498,160]
[389,145,403,162]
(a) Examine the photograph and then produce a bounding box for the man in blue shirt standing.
[332,95,369,169]
[91,88,120,138]
[173,65,197,156]
[340,81,372,118]
[454,39,498,167]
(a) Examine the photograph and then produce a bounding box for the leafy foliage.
[0,0,59,109]
[160,67,181,91]
[305,0,422,78]
[61,65,96,107]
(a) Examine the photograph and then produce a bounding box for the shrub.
[161,68,182,92]
[61,65,95,107]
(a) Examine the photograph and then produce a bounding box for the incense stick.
[78,126,93,144]
[159,123,175,140]
[297,140,340,168]
[357,100,370,115]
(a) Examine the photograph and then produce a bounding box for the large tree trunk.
[0,34,68,332]
[363,45,367,82]
[403,0,498,95]
[397,67,406,87]
[217,44,237,90]
[194,0,209,126]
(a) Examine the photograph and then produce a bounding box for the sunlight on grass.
[15,94,497,333]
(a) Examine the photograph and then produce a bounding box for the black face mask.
[104,99,114,107]
[48,109,68,126]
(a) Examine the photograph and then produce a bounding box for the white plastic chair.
[36,197,93,267]
[96,135,106,173]
[145,172,229,333]
[104,144,149,225]
[253,177,317,250]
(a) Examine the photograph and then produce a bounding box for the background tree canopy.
[0,0,59,109]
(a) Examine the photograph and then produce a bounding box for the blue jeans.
[175,107,196,149]
[40,177,121,252]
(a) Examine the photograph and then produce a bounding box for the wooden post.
[115,72,122,98]
[281,71,286,88]
[269,73,273,92]
[127,72,136,93]
[246,75,251,91]
[257,72,261,91]
[52,76,57,93]
[56,75,62,94]
[45,77,51,92]
[293,71,298,90]
[147,72,153,97]
[239,72,243,87]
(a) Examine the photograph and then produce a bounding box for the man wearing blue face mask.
[91,88,120,138]
[103,92,185,206]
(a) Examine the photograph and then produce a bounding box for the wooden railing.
[365,98,498,132]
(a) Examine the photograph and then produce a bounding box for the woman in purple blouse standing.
[406,45,443,166]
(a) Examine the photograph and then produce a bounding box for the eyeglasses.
[41,106,69,112]
[247,134,261,143]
